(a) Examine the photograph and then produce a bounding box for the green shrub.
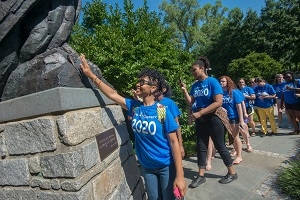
[183,140,196,158]
[253,112,259,122]
[277,160,300,199]
[177,106,197,157]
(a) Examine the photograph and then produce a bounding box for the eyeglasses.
[135,84,141,88]
[284,75,292,79]
[138,79,154,86]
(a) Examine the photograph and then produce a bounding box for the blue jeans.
[142,164,176,200]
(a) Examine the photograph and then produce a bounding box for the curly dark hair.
[283,71,296,83]
[161,81,173,98]
[138,68,165,92]
[219,76,236,98]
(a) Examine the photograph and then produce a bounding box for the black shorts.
[285,102,300,111]
[246,107,254,115]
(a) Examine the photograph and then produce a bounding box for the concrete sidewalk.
[182,109,300,200]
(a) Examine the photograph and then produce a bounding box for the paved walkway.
[182,109,300,200]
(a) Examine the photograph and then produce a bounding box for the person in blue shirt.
[181,56,237,188]
[79,54,186,199]
[237,78,256,136]
[273,74,287,128]
[155,81,185,158]
[219,76,246,164]
[250,78,257,90]
[250,77,262,128]
[131,81,186,157]
[282,71,300,134]
[254,77,277,137]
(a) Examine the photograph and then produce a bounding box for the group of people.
[79,54,300,199]
[272,72,300,135]
[244,73,300,137]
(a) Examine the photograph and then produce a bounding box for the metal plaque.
[96,128,118,161]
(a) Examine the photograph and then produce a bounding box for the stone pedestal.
[0,87,146,199]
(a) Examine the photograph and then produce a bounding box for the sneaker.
[266,133,274,136]
[190,175,206,188]
[288,130,300,135]
[218,173,238,184]
[260,134,266,138]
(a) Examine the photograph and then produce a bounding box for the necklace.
[141,101,156,113]
[143,100,156,107]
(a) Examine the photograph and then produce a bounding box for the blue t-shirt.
[222,89,244,120]
[189,77,223,109]
[239,86,255,108]
[125,99,179,169]
[283,80,300,104]
[251,85,257,106]
[191,102,198,112]
[159,97,182,118]
[273,82,286,98]
[254,83,276,108]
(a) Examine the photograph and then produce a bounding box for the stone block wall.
[0,105,146,199]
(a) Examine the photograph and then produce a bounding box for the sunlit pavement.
[182,108,299,200]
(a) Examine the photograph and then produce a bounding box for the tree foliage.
[207,8,263,77]
[70,0,192,96]
[71,0,299,93]
[228,52,282,84]
[159,0,297,78]
[260,0,300,69]
[160,0,228,55]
